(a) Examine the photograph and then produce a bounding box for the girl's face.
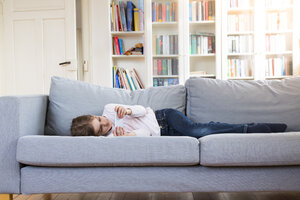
[90,116,112,136]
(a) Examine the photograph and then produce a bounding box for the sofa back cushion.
[185,77,300,131]
[45,76,186,136]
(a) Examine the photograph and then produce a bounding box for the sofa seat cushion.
[17,135,200,167]
[200,132,300,167]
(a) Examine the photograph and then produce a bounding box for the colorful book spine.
[115,74,120,88]
[125,69,134,91]
[166,2,170,22]
[114,37,120,55]
[189,0,215,21]
[122,69,130,90]
[111,3,115,31]
[153,78,179,87]
[118,38,123,55]
[162,3,166,22]
[127,1,133,31]
[227,58,251,77]
[152,2,156,22]
[139,9,144,31]
[158,3,162,22]
[116,4,122,31]
[133,68,145,89]
[113,66,115,87]
[151,2,177,22]
[172,2,176,21]
[153,59,178,76]
[134,8,139,31]
[130,70,140,89]
[265,57,292,77]
[154,34,178,55]
[228,35,253,53]
[114,3,119,31]
[120,1,127,31]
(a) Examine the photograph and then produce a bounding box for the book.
[111,4,115,31]
[127,1,133,31]
[130,70,140,89]
[133,8,139,31]
[113,66,116,88]
[166,2,170,22]
[118,39,123,55]
[116,4,122,31]
[114,36,120,55]
[133,68,145,89]
[124,69,134,90]
[114,3,119,31]
[152,2,156,22]
[227,58,251,77]
[152,1,177,22]
[153,78,179,87]
[115,74,120,88]
[158,3,162,22]
[119,1,127,31]
[139,9,144,31]
[153,58,178,76]
[154,34,178,55]
[122,69,130,89]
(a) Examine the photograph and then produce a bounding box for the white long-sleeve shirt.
[102,104,161,137]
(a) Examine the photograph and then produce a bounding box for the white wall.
[87,0,111,87]
[0,1,4,96]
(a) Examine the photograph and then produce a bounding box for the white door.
[3,0,77,95]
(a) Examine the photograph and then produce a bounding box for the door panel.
[4,0,77,95]
[13,19,44,94]
[43,18,67,93]
[13,0,65,11]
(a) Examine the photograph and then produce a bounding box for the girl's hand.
[114,105,131,118]
[113,126,125,136]
[124,132,136,136]
[113,127,136,137]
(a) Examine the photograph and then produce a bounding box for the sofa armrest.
[0,95,48,193]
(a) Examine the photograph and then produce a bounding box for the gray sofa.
[1,76,300,196]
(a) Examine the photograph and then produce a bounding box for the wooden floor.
[12,192,300,200]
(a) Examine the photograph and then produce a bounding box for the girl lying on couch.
[70,104,287,138]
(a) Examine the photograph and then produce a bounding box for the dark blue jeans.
[155,108,249,138]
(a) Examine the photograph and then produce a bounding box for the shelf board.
[265,75,294,79]
[228,76,254,80]
[227,53,254,56]
[228,7,254,13]
[265,51,293,56]
[265,30,293,34]
[153,55,179,58]
[190,54,216,57]
[110,31,144,35]
[266,7,293,12]
[189,21,215,25]
[153,75,179,78]
[190,74,216,78]
[152,22,178,26]
[227,31,254,35]
[112,55,145,58]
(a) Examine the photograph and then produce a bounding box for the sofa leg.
[0,194,13,200]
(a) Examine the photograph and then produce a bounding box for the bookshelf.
[221,0,299,80]
[109,0,148,90]
[149,0,182,87]
[222,0,254,80]
[184,0,221,79]
[264,0,295,79]
[92,0,300,89]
